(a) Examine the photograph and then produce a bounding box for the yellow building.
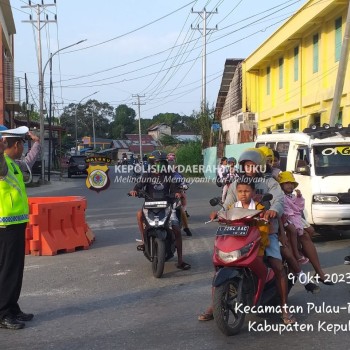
[243,0,350,134]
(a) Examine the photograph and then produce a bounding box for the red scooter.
[208,194,292,336]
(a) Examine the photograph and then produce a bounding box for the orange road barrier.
[26,196,94,256]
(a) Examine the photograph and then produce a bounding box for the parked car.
[67,155,88,178]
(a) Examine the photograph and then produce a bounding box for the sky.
[10,0,307,120]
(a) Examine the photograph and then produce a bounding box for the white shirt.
[234,199,256,209]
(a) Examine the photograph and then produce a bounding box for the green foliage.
[60,99,113,140]
[57,101,205,149]
[151,113,196,132]
[111,104,137,138]
[191,104,214,148]
[29,111,40,122]
[175,141,203,177]
[140,118,154,133]
[159,134,180,146]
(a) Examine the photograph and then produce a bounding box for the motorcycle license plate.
[144,201,168,208]
[216,225,249,236]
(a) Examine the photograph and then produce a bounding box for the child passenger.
[221,157,238,203]
[271,150,282,180]
[199,176,272,322]
[278,171,309,265]
[233,178,270,255]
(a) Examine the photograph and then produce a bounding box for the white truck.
[255,125,350,232]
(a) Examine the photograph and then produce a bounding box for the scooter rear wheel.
[152,238,166,278]
[213,279,246,336]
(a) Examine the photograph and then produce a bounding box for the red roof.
[125,134,156,144]
[129,145,156,153]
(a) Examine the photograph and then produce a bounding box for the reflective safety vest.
[0,155,29,226]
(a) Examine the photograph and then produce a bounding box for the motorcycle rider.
[199,148,296,325]
[221,157,238,202]
[216,156,228,187]
[172,164,192,236]
[129,150,191,270]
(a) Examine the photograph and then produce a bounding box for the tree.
[60,99,114,141]
[176,141,203,176]
[159,134,180,146]
[192,105,214,148]
[139,113,194,134]
[110,104,136,138]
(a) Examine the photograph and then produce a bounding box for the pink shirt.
[283,194,305,233]
[16,141,41,172]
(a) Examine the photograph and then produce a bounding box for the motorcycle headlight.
[142,207,171,226]
[216,242,253,263]
[157,207,171,225]
[313,195,339,203]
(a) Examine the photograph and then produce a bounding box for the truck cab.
[255,125,350,230]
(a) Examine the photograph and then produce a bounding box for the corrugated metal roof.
[215,59,244,121]
[110,139,131,149]
[147,123,169,131]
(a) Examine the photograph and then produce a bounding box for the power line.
[56,14,292,90]
[64,1,197,54]
[50,0,303,87]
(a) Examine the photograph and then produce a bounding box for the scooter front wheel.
[213,279,246,336]
[152,238,166,278]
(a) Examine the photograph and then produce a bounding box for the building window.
[337,109,343,125]
[279,58,284,89]
[266,127,271,134]
[291,119,299,131]
[294,46,299,81]
[313,33,319,73]
[335,17,342,62]
[276,123,284,132]
[310,113,321,127]
[266,66,271,95]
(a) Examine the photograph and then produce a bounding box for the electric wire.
[17,0,304,85]
[55,12,296,89]
[65,1,198,54]
[12,0,332,116]
[50,0,304,85]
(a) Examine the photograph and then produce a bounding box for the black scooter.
[129,190,180,278]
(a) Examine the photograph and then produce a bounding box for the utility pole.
[92,106,96,150]
[22,1,57,183]
[48,54,53,181]
[24,73,31,150]
[329,3,350,126]
[192,7,218,114]
[132,94,146,162]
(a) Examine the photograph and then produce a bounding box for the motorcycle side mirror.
[261,193,273,202]
[154,184,164,191]
[209,197,221,207]
[260,193,273,211]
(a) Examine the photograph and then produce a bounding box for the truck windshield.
[313,145,350,176]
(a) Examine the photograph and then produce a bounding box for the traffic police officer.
[0,125,36,330]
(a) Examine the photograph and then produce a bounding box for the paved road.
[1,173,350,350]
